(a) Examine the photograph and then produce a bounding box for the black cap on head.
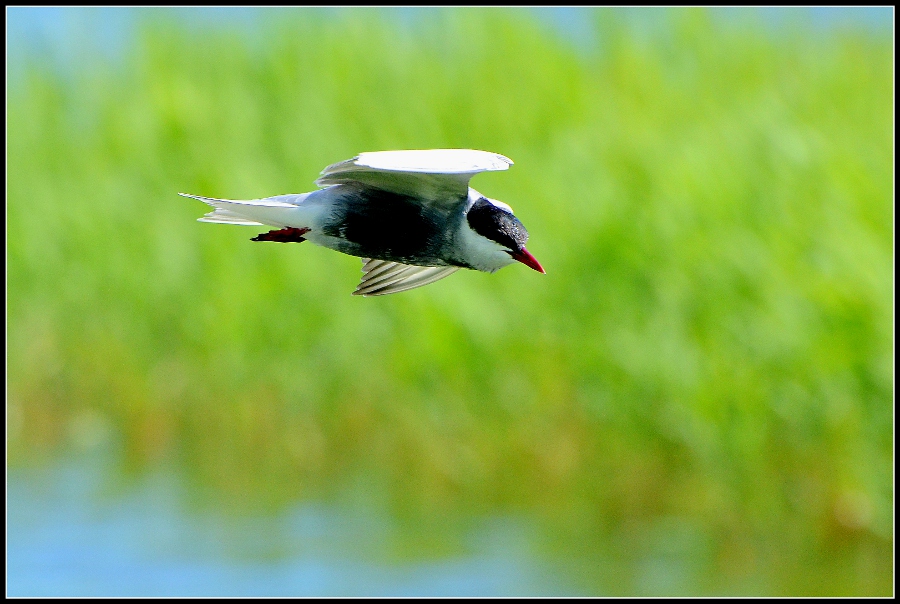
[466,198,528,251]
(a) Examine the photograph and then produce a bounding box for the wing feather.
[353,259,460,296]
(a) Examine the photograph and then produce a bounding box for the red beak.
[510,247,546,274]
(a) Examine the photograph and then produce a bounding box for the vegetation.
[7,8,893,595]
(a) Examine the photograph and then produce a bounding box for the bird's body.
[181,149,544,296]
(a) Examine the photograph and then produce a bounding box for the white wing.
[353,258,460,296]
[316,149,513,203]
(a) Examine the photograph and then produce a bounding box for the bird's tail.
[179,192,311,228]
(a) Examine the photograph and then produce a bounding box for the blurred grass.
[7,7,893,596]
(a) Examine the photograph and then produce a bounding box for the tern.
[180,149,544,296]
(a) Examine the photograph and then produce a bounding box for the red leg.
[251,227,311,243]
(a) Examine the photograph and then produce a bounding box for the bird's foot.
[251,227,311,243]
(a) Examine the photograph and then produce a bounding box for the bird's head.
[464,196,545,274]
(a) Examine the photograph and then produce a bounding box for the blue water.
[7,460,582,597]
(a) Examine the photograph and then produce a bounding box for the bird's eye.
[467,199,527,251]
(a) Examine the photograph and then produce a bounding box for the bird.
[180,149,544,296]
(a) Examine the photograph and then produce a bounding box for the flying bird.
[180,149,544,296]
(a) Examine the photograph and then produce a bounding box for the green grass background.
[7,8,893,596]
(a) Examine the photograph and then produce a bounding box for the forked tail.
[179,192,309,227]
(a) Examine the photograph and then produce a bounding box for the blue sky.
[6,7,893,78]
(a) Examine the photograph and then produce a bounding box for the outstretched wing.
[353,258,460,296]
[316,149,513,203]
